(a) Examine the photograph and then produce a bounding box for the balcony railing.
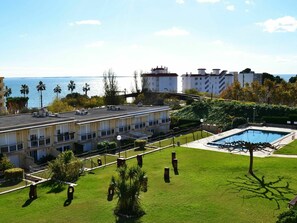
[56,132,75,143]
[0,142,23,153]
[100,129,115,137]
[119,125,131,133]
[79,132,96,141]
[29,137,51,148]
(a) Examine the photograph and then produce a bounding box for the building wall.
[237,72,263,87]
[0,108,171,168]
[181,70,234,95]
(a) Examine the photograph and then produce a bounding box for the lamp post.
[253,107,256,123]
[200,119,204,137]
[117,135,122,158]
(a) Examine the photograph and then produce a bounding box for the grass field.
[274,140,297,155]
[1,147,297,223]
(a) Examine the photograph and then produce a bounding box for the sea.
[3,74,295,108]
[4,76,135,108]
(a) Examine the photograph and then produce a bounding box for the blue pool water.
[209,129,290,146]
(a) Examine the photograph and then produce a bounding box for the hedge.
[262,116,289,124]
[134,139,147,150]
[4,168,24,181]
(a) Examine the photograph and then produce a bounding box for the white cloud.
[245,0,254,5]
[176,0,185,4]
[69,20,101,26]
[257,16,297,33]
[226,5,235,11]
[85,41,105,48]
[155,27,190,36]
[196,0,220,3]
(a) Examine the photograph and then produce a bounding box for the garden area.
[1,146,297,222]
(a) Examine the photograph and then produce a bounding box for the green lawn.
[274,140,297,155]
[1,147,297,223]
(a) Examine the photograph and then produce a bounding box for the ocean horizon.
[2,73,296,108]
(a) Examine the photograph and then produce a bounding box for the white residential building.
[142,66,178,93]
[181,68,234,95]
[237,71,263,87]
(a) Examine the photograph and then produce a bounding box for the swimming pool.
[208,129,290,146]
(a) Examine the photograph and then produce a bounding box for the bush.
[4,168,24,181]
[48,151,83,182]
[232,117,247,128]
[0,154,14,171]
[134,139,147,150]
[97,141,118,154]
[37,154,56,165]
[276,206,297,223]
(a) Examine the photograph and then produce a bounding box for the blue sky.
[1,0,297,77]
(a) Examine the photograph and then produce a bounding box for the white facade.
[181,68,234,95]
[237,72,263,87]
[142,66,178,93]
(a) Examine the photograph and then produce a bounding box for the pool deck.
[183,126,297,157]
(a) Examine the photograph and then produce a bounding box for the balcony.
[119,125,131,133]
[100,129,115,137]
[29,137,51,148]
[56,132,75,143]
[79,132,96,141]
[0,142,23,153]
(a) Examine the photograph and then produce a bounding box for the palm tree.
[110,165,147,217]
[36,81,46,108]
[53,85,62,99]
[82,83,90,96]
[68,80,76,94]
[4,86,12,98]
[20,84,29,97]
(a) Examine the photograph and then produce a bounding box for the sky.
[1,0,297,77]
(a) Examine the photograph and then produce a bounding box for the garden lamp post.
[200,119,204,137]
[117,135,122,158]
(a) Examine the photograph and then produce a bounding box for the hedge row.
[4,168,24,181]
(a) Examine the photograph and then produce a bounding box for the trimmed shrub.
[232,117,247,128]
[0,154,14,172]
[134,139,147,150]
[4,168,24,181]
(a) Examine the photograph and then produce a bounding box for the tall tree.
[133,71,140,93]
[82,83,90,96]
[103,69,120,105]
[221,141,275,175]
[36,81,46,108]
[53,85,62,98]
[4,86,12,98]
[20,84,29,97]
[68,80,76,93]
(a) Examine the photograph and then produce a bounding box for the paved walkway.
[183,126,297,158]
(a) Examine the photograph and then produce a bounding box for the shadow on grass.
[40,181,66,194]
[64,199,72,207]
[226,173,296,209]
[22,198,35,208]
